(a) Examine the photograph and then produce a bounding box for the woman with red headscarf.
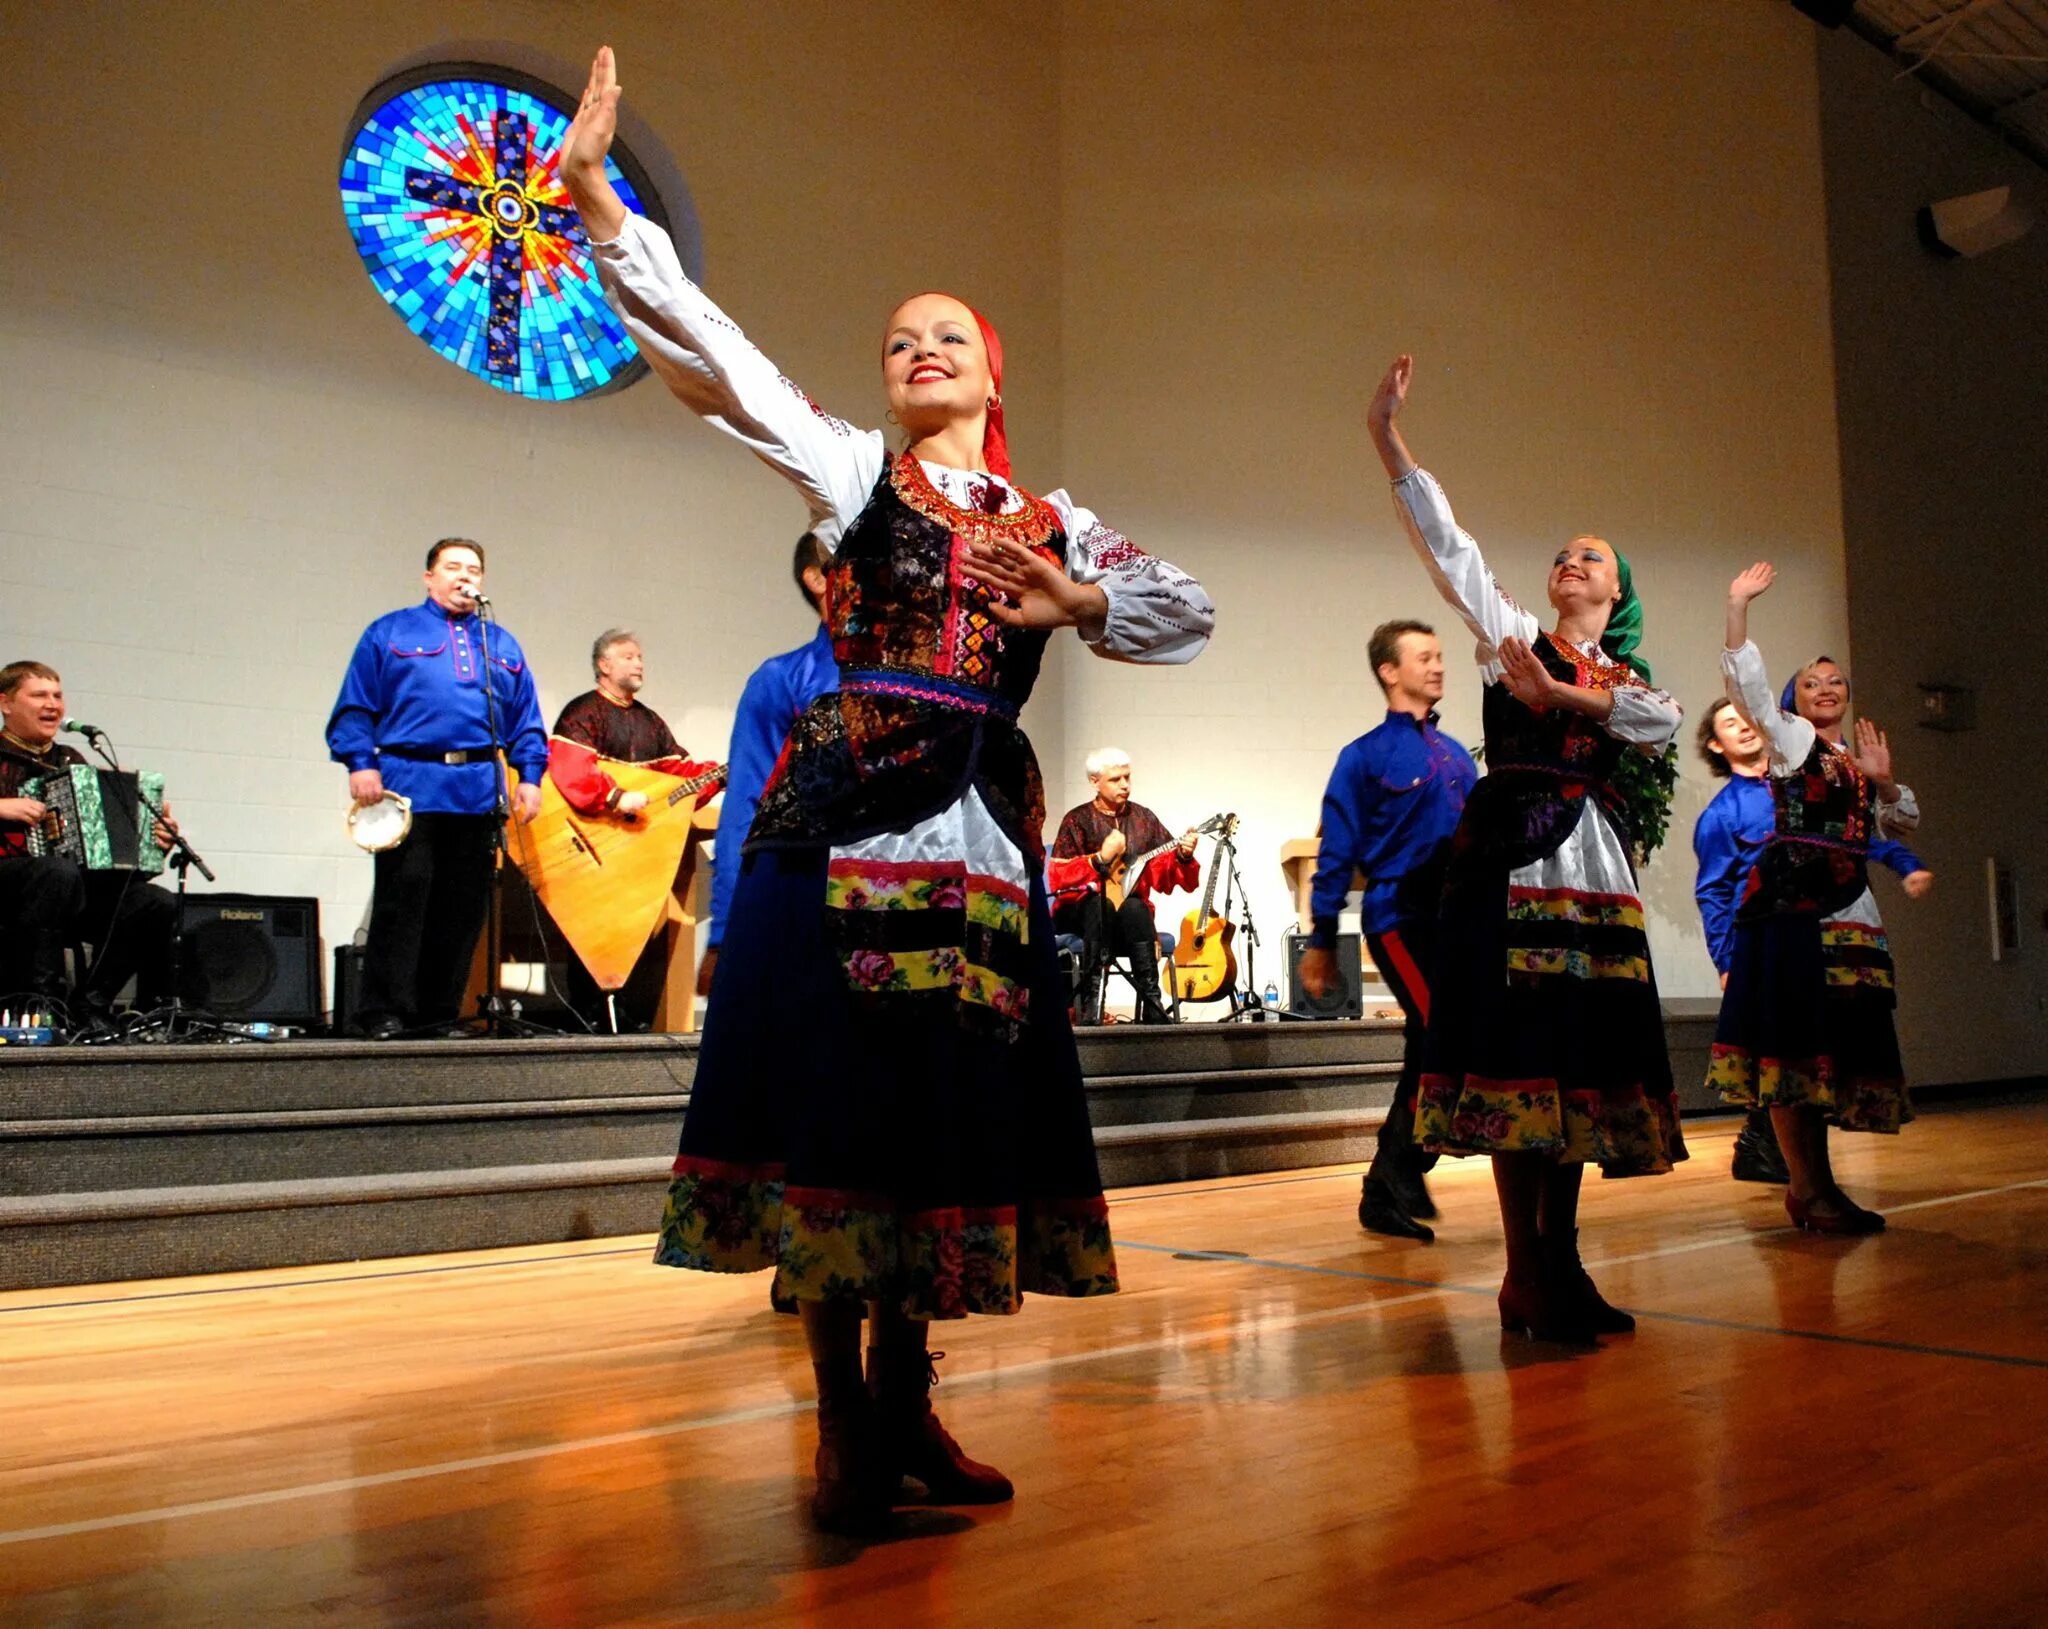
[559,49,1213,1535]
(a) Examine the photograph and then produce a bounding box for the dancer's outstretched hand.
[1729,561,1775,605]
[963,539,1107,634]
[1852,716,1893,783]
[1367,355,1413,432]
[1903,869,1935,900]
[562,46,622,179]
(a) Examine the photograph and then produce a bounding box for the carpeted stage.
[0,1005,1725,1292]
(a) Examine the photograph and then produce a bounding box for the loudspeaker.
[177,893,322,1026]
[1285,930,1363,1020]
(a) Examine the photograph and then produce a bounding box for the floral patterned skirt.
[656,843,1118,1318]
[1709,911,1912,1134]
[1414,864,1686,1177]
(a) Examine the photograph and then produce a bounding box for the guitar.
[505,759,726,990]
[1171,813,1241,1004]
[1104,812,1230,908]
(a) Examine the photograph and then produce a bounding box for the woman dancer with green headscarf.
[1366,355,1687,1346]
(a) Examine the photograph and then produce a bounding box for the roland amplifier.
[1284,930,1364,1020]
[177,893,323,1027]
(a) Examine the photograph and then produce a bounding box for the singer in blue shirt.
[697,533,839,1000]
[327,538,546,1038]
[1692,695,1930,1182]
[1299,618,1477,1242]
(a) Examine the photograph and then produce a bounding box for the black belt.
[378,746,494,766]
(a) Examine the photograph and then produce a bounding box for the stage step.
[0,1008,1725,1290]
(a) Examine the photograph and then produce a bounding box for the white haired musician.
[0,659,178,1019]
[1048,747,1200,1024]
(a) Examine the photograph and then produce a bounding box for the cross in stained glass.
[403,109,589,377]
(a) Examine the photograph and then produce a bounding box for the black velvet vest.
[747,454,1065,857]
[1739,737,1873,920]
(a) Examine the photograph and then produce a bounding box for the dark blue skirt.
[654,846,1118,1318]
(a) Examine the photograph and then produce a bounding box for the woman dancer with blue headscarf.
[1366,355,1686,1346]
[1710,563,1927,1234]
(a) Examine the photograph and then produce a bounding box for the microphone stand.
[80,729,216,1040]
[1212,828,1267,1024]
[468,595,544,1039]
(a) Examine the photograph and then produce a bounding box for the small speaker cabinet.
[177,893,323,1027]
[1284,930,1363,1020]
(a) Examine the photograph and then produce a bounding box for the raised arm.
[1369,357,1540,664]
[558,48,882,536]
[1720,562,1814,776]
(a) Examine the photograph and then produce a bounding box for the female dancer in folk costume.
[1712,563,1927,1234]
[559,49,1214,1534]
[1365,355,1686,1346]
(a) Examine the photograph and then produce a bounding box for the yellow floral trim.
[1506,890,1645,931]
[1507,948,1651,983]
[1415,1073,1685,1176]
[1708,1044,1913,1133]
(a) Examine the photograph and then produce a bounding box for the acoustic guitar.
[505,759,725,989]
[1171,813,1241,1004]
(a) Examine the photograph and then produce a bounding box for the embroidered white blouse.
[590,211,1214,889]
[591,212,1213,666]
[1392,467,1683,904]
[1721,638,1921,934]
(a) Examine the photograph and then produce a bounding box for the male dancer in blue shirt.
[1299,619,1477,1242]
[1691,696,1932,1182]
[328,538,546,1038]
[696,533,838,1000]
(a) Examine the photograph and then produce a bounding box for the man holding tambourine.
[327,538,546,1039]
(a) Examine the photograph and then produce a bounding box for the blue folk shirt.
[1691,772,1927,974]
[326,598,548,815]
[708,624,839,946]
[1310,709,1478,945]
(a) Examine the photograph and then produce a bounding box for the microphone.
[61,717,108,741]
[459,585,492,609]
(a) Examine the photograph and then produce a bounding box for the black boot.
[1358,1173,1434,1242]
[1731,1109,1790,1185]
[1376,1098,1437,1220]
[1074,957,1105,1027]
[1127,937,1172,1024]
[1543,1229,1635,1336]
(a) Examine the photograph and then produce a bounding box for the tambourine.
[347,791,414,853]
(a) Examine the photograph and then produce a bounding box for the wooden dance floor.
[5,1099,2045,1626]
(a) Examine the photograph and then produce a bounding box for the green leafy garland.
[1614,741,1680,865]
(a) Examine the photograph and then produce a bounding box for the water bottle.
[1262,979,1279,1013]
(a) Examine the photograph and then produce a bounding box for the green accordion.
[24,765,167,876]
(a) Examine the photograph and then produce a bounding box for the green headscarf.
[1599,550,1651,683]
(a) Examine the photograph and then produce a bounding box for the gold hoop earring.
[987,393,1002,411]
[885,409,899,425]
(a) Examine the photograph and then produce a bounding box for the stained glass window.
[339,67,667,401]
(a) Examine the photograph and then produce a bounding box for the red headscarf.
[903,294,1009,480]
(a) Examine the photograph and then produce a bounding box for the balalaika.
[25,765,167,875]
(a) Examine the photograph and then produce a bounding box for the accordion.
[25,765,167,876]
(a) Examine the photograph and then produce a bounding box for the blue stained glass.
[339,73,654,401]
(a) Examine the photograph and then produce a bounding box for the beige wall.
[0,1,1066,959]
[11,3,2018,1057]
[1053,2,1848,1002]
[1814,28,2048,1084]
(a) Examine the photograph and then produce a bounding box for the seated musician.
[1050,747,1199,1025]
[0,660,177,1020]
[549,629,720,1030]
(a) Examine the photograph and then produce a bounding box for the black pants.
[1056,889,1161,971]
[0,855,177,1006]
[562,931,671,1033]
[1366,919,1438,1172]
[358,812,497,1030]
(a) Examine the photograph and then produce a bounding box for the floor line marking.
[8,1166,2043,1549]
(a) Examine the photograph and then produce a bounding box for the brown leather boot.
[810,1359,887,1536]
[868,1345,1014,1505]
